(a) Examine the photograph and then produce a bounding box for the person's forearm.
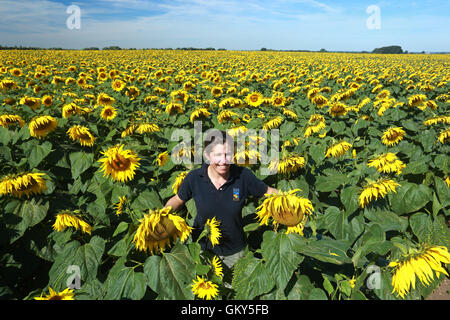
[165,195,184,211]
[266,186,278,194]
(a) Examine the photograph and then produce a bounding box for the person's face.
[205,143,233,176]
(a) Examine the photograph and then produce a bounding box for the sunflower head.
[256,189,314,235]
[0,172,47,198]
[53,210,92,234]
[245,91,264,107]
[389,244,450,299]
[132,207,192,254]
[191,276,219,300]
[98,144,141,182]
[29,115,58,139]
[35,287,75,300]
[382,127,405,146]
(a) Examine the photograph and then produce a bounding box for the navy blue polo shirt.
[177,163,268,256]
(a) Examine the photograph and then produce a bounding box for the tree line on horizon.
[0,44,441,54]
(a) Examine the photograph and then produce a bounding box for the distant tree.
[319,48,327,52]
[372,45,403,54]
[261,47,267,51]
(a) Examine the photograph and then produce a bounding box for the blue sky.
[0,0,449,51]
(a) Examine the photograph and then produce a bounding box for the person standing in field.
[164,129,277,269]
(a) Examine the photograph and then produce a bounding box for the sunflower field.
[0,50,449,300]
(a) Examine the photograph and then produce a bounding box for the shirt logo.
[233,188,240,201]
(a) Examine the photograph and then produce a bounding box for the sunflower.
[282,108,297,119]
[438,128,450,144]
[41,95,53,107]
[29,115,58,138]
[382,127,406,146]
[136,123,160,134]
[133,207,192,254]
[256,189,314,235]
[0,114,25,128]
[325,141,352,158]
[211,256,224,279]
[217,110,239,124]
[242,114,251,123]
[0,78,18,91]
[211,86,223,97]
[35,288,75,300]
[328,102,348,117]
[262,116,283,130]
[172,171,189,194]
[53,211,92,234]
[407,94,427,107]
[367,153,405,175]
[271,93,286,107]
[121,124,137,138]
[389,244,450,299]
[227,125,248,138]
[269,155,306,175]
[62,103,90,118]
[97,92,115,106]
[156,151,169,167]
[125,86,141,100]
[165,102,184,115]
[191,276,219,300]
[112,79,126,92]
[233,149,260,166]
[190,108,211,123]
[67,125,95,147]
[423,116,450,126]
[245,91,264,107]
[100,105,117,121]
[114,196,127,216]
[205,217,221,247]
[304,115,326,137]
[358,178,400,208]
[0,172,47,198]
[98,144,141,182]
[20,96,41,110]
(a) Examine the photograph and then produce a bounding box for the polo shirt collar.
[198,163,238,182]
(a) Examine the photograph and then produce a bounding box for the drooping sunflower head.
[0,114,25,128]
[328,102,348,117]
[53,210,92,234]
[35,287,75,300]
[205,217,221,247]
[269,154,306,175]
[97,92,115,106]
[156,151,169,167]
[190,108,211,123]
[325,141,352,158]
[389,244,450,299]
[172,171,189,195]
[132,207,192,254]
[67,125,95,147]
[382,127,405,146]
[262,116,283,130]
[367,152,405,175]
[358,178,400,208]
[29,115,58,139]
[211,256,223,279]
[98,144,141,182]
[136,122,160,134]
[114,196,127,216]
[438,128,450,144]
[0,172,47,198]
[256,189,314,235]
[20,96,41,110]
